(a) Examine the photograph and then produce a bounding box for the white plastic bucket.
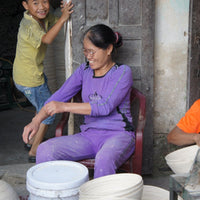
[79,173,143,200]
[26,161,89,200]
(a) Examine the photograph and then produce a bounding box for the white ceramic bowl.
[165,145,199,174]
[0,180,19,200]
[79,173,143,200]
[142,185,183,200]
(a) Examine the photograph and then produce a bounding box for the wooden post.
[64,0,74,135]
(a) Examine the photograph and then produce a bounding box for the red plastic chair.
[55,87,146,175]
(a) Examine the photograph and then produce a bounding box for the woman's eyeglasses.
[83,49,97,56]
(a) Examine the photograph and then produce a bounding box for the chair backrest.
[128,87,146,174]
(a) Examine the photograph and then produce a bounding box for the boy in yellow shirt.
[13,0,73,162]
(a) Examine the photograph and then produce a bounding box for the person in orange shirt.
[167,99,200,146]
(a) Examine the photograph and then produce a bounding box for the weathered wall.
[44,7,66,93]
[153,0,190,173]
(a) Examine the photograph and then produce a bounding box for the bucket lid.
[27,161,89,190]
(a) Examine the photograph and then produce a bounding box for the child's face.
[22,0,50,22]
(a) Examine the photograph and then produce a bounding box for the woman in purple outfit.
[22,24,135,178]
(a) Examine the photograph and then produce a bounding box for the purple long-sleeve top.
[46,62,134,133]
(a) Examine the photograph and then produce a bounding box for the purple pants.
[36,129,135,178]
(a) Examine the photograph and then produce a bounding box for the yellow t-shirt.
[13,11,57,87]
[177,99,200,134]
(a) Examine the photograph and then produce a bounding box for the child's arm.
[42,1,73,44]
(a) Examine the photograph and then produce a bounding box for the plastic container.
[79,173,143,200]
[26,160,89,200]
[165,145,198,174]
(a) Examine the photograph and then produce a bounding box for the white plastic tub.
[26,161,89,200]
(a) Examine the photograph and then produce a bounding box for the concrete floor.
[0,105,172,199]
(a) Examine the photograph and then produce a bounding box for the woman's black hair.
[83,24,123,50]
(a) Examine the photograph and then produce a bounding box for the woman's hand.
[22,119,40,144]
[44,100,91,116]
[22,106,49,143]
[44,101,66,116]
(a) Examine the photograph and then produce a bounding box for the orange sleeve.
[177,99,200,134]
